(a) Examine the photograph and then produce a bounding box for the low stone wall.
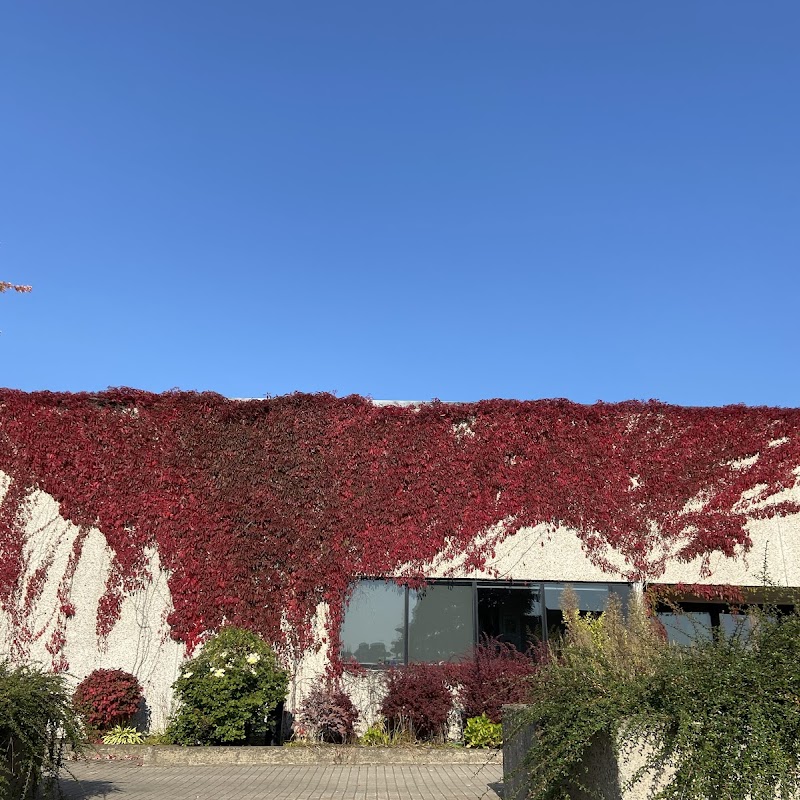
[78,744,503,767]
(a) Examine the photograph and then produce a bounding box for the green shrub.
[521,592,800,800]
[102,725,144,745]
[463,714,502,748]
[520,590,668,799]
[166,626,288,745]
[637,610,800,800]
[358,721,390,746]
[0,660,84,800]
[142,730,171,745]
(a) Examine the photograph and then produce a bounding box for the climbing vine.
[0,390,798,669]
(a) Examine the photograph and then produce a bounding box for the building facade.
[1,390,798,729]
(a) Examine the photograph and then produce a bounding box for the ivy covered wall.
[0,390,799,710]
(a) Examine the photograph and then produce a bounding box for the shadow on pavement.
[49,778,119,799]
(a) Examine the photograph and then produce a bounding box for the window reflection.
[544,583,616,634]
[340,579,633,665]
[477,586,542,651]
[657,612,713,646]
[340,580,405,665]
[408,584,474,662]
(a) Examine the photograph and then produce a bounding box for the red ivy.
[0,391,798,669]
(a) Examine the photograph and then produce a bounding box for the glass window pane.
[719,612,754,639]
[408,584,474,663]
[657,612,713,646]
[341,580,405,665]
[545,584,610,612]
[544,583,613,636]
[477,586,542,651]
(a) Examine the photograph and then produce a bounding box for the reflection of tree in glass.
[349,641,401,665]
[406,587,474,662]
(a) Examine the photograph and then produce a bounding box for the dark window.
[654,597,796,645]
[543,582,630,636]
[657,611,713,645]
[477,585,541,652]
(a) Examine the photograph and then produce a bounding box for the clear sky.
[2,1,798,406]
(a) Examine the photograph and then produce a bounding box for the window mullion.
[404,586,410,665]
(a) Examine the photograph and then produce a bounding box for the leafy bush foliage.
[358,721,391,746]
[0,660,84,800]
[73,669,143,733]
[297,684,359,743]
[521,591,666,799]
[522,591,800,800]
[463,714,502,748]
[102,726,144,745]
[637,611,800,800]
[380,663,453,742]
[455,636,541,723]
[166,626,288,745]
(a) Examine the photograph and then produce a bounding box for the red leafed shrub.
[380,663,453,741]
[298,684,359,743]
[454,637,544,723]
[73,668,143,732]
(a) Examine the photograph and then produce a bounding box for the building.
[1,390,798,729]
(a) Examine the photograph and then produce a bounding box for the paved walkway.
[57,760,504,800]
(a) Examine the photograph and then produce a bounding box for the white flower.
[246,653,260,665]
[212,668,225,678]
[220,651,228,659]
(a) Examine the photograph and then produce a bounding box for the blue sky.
[2,1,798,405]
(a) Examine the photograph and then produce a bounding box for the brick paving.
[57,760,504,799]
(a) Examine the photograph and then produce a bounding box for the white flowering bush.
[166,627,288,745]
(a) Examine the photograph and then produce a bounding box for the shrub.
[455,636,542,723]
[520,591,666,799]
[463,714,502,748]
[380,663,452,742]
[358,721,391,746]
[102,726,144,745]
[73,669,143,734]
[166,626,288,745]
[298,684,359,743]
[519,593,800,800]
[636,610,800,800]
[0,660,84,800]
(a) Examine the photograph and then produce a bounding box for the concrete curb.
[82,744,503,767]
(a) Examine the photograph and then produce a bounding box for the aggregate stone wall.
[0,482,183,731]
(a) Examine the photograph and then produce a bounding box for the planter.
[501,705,672,800]
[79,743,501,767]
[1,732,40,800]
